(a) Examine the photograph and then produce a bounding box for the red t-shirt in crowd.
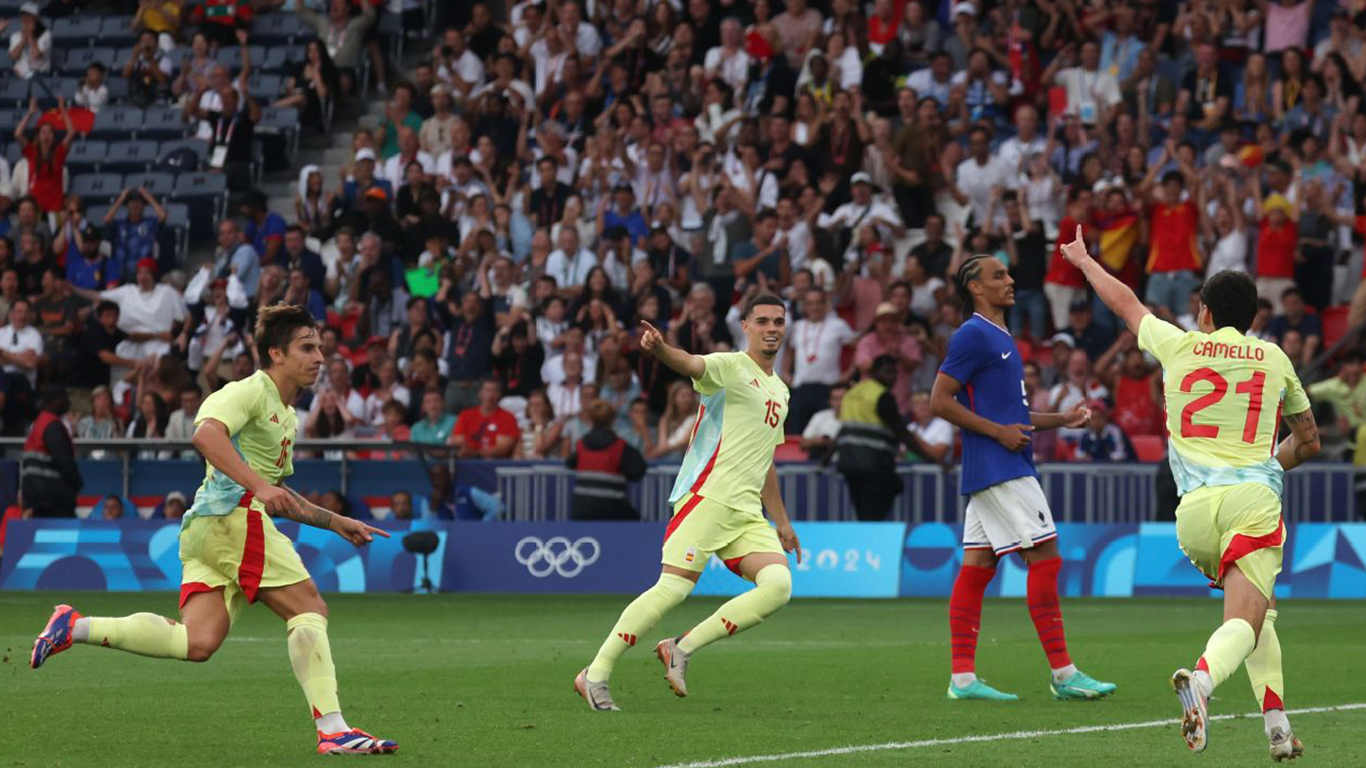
[23,143,68,213]
[453,406,521,454]
[1146,200,1201,274]
[1256,217,1299,279]
[1045,216,1088,288]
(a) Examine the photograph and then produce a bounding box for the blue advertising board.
[3,520,1364,599]
[694,522,904,598]
[0,519,445,594]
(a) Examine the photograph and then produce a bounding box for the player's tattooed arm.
[1276,409,1322,472]
[279,484,392,546]
[277,485,336,529]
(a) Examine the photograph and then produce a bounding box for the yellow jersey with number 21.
[1137,315,1310,497]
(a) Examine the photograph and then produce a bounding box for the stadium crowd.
[5,0,1366,521]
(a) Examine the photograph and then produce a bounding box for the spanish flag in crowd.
[1092,205,1141,282]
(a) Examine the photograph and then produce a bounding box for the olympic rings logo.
[514,536,602,578]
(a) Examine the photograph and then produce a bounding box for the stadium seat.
[3,142,19,166]
[1131,435,1166,463]
[69,173,124,206]
[173,171,229,236]
[104,77,130,102]
[60,46,115,76]
[157,138,208,170]
[258,105,300,162]
[98,16,137,50]
[261,46,298,73]
[141,106,189,140]
[0,110,20,135]
[52,17,102,47]
[0,77,29,108]
[103,140,159,174]
[774,437,808,462]
[247,73,284,100]
[89,106,143,139]
[162,202,191,263]
[1322,305,1351,350]
[65,139,110,174]
[123,170,175,198]
[251,13,305,44]
[85,204,112,224]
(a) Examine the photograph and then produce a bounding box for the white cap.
[850,171,875,187]
[954,2,977,16]
[354,148,377,163]
[19,1,40,15]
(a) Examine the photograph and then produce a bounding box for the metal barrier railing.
[5,439,1356,523]
[495,462,1359,524]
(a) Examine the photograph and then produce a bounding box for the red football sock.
[949,564,996,674]
[1027,556,1072,670]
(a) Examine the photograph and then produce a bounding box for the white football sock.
[951,672,977,688]
[1264,709,1290,738]
[72,617,90,643]
[1051,663,1078,684]
[316,711,350,734]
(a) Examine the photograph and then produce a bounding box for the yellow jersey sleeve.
[1137,313,1186,366]
[1278,350,1311,416]
[693,352,736,396]
[194,377,260,437]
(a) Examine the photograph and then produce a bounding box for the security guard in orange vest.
[567,399,648,520]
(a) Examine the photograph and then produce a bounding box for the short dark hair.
[254,304,317,368]
[181,384,203,399]
[96,300,119,316]
[1200,270,1259,333]
[1281,286,1302,301]
[872,354,898,372]
[1162,170,1185,186]
[742,292,785,320]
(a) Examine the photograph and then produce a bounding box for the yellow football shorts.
[178,504,311,621]
[660,492,785,576]
[1175,482,1285,601]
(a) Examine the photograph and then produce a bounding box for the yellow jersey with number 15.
[667,352,789,515]
[183,370,299,526]
[1137,315,1310,497]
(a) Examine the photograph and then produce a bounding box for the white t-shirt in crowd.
[101,284,188,334]
[544,248,598,288]
[908,416,954,453]
[790,314,857,387]
[802,407,841,441]
[0,324,43,385]
[955,155,1015,228]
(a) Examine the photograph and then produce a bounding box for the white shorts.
[962,476,1058,555]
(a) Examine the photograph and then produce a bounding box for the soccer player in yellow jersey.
[1062,228,1320,761]
[574,293,801,711]
[29,305,400,756]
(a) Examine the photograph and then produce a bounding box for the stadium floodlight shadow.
[402,531,440,594]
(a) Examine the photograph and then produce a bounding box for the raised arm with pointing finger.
[639,320,706,380]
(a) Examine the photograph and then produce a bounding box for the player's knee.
[758,565,792,605]
[185,637,220,662]
[313,596,329,619]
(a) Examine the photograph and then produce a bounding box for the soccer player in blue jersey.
[930,254,1117,701]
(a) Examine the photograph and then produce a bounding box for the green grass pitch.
[3,592,1364,767]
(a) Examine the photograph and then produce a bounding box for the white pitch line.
[650,703,1366,768]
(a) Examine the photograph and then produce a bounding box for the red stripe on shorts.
[664,494,705,543]
[238,509,266,603]
[1216,519,1285,584]
[179,581,216,610]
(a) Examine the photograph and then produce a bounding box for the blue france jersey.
[939,313,1037,496]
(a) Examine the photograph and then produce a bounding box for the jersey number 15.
[1180,368,1266,444]
[763,399,782,428]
